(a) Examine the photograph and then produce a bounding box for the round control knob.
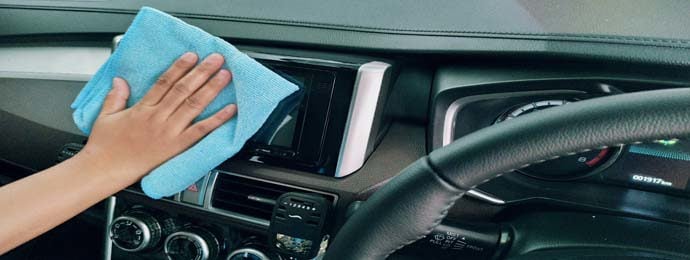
[164,226,220,260]
[226,248,271,260]
[110,209,167,252]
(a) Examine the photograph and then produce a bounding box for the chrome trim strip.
[0,71,93,81]
[441,90,584,147]
[227,248,270,260]
[164,231,211,260]
[0,45,110,81]
[243,50,359,68]
[466,189,506,205]
[335,61,392,177]
[442,98,464,147]
[112,35,123,51]
[103,196,116,260]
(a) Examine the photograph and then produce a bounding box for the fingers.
[100,77,130,115]
[157,53,225,116]
[182,104,237,143]
[169,69,232,129]
[139,52,198,106]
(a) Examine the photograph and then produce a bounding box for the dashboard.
[3,1,690,260]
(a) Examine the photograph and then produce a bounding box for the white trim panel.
[335,61,392,177]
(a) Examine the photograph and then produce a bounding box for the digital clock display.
[603,139,690,192]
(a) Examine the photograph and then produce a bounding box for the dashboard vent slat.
[210,173,335,221]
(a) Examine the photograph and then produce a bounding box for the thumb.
[101,77,130,115]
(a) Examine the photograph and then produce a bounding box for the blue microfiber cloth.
[71,7,298,199]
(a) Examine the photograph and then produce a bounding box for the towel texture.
[71,7,298,199]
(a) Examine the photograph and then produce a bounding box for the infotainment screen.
[603,139,690,192]
[249,70,306,150]
[239,59,358,176]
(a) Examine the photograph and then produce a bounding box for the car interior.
[2,1,690,259]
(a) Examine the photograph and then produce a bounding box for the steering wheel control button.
[109,208,175,252]
[496,99,619,180]
[268,192,329,259]
[164,226,220,260]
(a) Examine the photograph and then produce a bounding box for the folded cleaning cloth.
[71,7,298,199]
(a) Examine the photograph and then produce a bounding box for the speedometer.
[496,100,620,180]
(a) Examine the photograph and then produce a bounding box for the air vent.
[210,172,335,221]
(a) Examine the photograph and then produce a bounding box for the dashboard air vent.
[210,173,335,221]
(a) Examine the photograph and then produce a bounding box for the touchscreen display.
[240,60,348,175]
[249,68,307,149]
[604,139,690,191]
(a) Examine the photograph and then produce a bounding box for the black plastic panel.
[506,212,690,258]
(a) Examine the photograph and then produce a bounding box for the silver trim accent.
[103,196,116,260]
[164,231,211,260]
[335,61,392,177]
[466,189,506,205]
[247,195,277,205]
[112,35,124,51]
[0,44,110,81]
[243,50,359,68]
[441,90,585,147]
[227,248,271,260]
[109,215,153,252]
[287,214,303,220]
[442,98,466,147]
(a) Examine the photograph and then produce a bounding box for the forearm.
[0,52,234,254]
[0,150,138,254]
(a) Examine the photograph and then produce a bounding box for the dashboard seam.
[4,5,690,50]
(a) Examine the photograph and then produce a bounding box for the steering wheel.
[324,88,690,259]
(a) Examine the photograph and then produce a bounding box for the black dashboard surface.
[4,1,690,66]
[3,0,690,41]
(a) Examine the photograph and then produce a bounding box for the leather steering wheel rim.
[324,88,690,260]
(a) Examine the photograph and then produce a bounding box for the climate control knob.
[227,248,272,260]
[109,209,174,252]
[164,226,221,260]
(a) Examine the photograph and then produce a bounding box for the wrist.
[73,145,145,186]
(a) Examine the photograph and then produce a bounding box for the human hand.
[80,52,236,181]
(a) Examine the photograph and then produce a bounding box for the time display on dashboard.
[604,139,690,193]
